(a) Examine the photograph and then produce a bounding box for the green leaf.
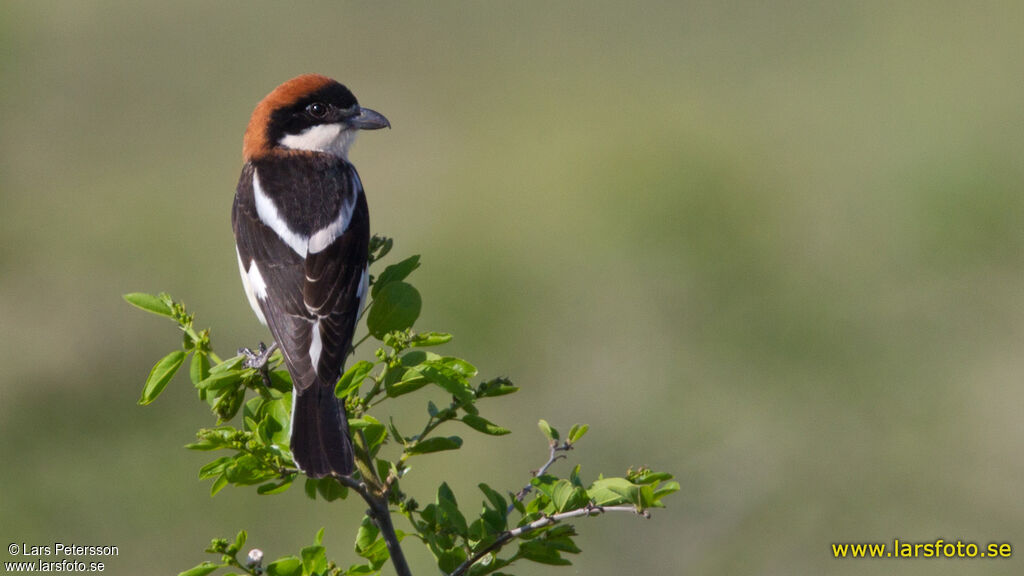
[537,419,559,442]
[252,396,291,446]
[304,478,318,500]
[336,360,375,399]
[461,414,510,436]
[478,483,509,514]
[348,415,386,450]
[188,427,237,452]
[194,370,244,392]
[177,561,221,576]
[653,480,681,501]
[231,530,247,554]
[435,548,468,574]
[199,455,234,479]
[437,481,457,504]
[530,474,560,505]
[210,355,245,374]
[400,349,434,367]
[435,482,469,538]
[265,556,302,576]
[190,351,211,385]
[395,366,431,390]
[267,369,292,393]
[185,439,222,451]
[257,477,293,495]
[569,464,583,487]
[588,477,645,507]
[348,417,378,431]
[567,424,589,444]
[213,388,245,422]
[371,255,420,297]
[385,364,430,397]
[210,474,229,496]
[406,435,463,455]
[354,517,390,568]
[540,525,582,554]
[224,453,276,486]
[139,349,186,405]
[124,292,174,318]
[345,564,378,576]
[355,516,380,554]
[468,556,512,576]
[477,378,519,398]
[629,469,674,484]
[315,477,348,502]
[375,458,395,485]
[470,509,506,544]
[300,544,326,576]
[367,282,422,339]
[551,480,589,512]
[421,360,474,405]
[387,417,405,445]
[437,356,478,379]
[367,234,393,264]
[410,331,452,347]
[517,540,571,566]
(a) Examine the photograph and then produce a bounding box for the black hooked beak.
[346,107,390,130]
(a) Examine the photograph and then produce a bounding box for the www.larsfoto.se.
[833,539,1012,559]
[4,559,106,572]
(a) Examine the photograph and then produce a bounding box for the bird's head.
[243,74,389,161]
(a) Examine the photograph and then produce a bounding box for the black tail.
[291,384,354,478]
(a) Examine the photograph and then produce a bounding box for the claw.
[239,342,279,388]
[240,341,279,376]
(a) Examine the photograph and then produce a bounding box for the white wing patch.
[279,123,357,159]
[236,248,268,325]
[254,169,309,257]
[248,261,268,299]
[309,319,323,372]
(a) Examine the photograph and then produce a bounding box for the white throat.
[279,123,357,158]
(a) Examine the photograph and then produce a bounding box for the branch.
[507,440,572,513]
[449,504,648,576]
[334,474,414,576]
[350,331,373,352]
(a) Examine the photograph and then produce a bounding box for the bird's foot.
[239,341,279,371]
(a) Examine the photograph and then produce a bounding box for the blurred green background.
[2,2,1023,575]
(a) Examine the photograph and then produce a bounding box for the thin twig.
[398,411,446,467]
[449,504,648,576]
[350,331,373,352]
[507,441,571,514]
[334,474,414,576]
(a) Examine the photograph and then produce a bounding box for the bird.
[232,74,389,478]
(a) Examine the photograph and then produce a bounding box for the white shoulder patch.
[253,169,309,257]
[308,184,358,254]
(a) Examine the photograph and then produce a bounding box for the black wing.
[304,188,369,381]
[232,157,369,390]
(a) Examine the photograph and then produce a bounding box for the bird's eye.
[306,102,328,119]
